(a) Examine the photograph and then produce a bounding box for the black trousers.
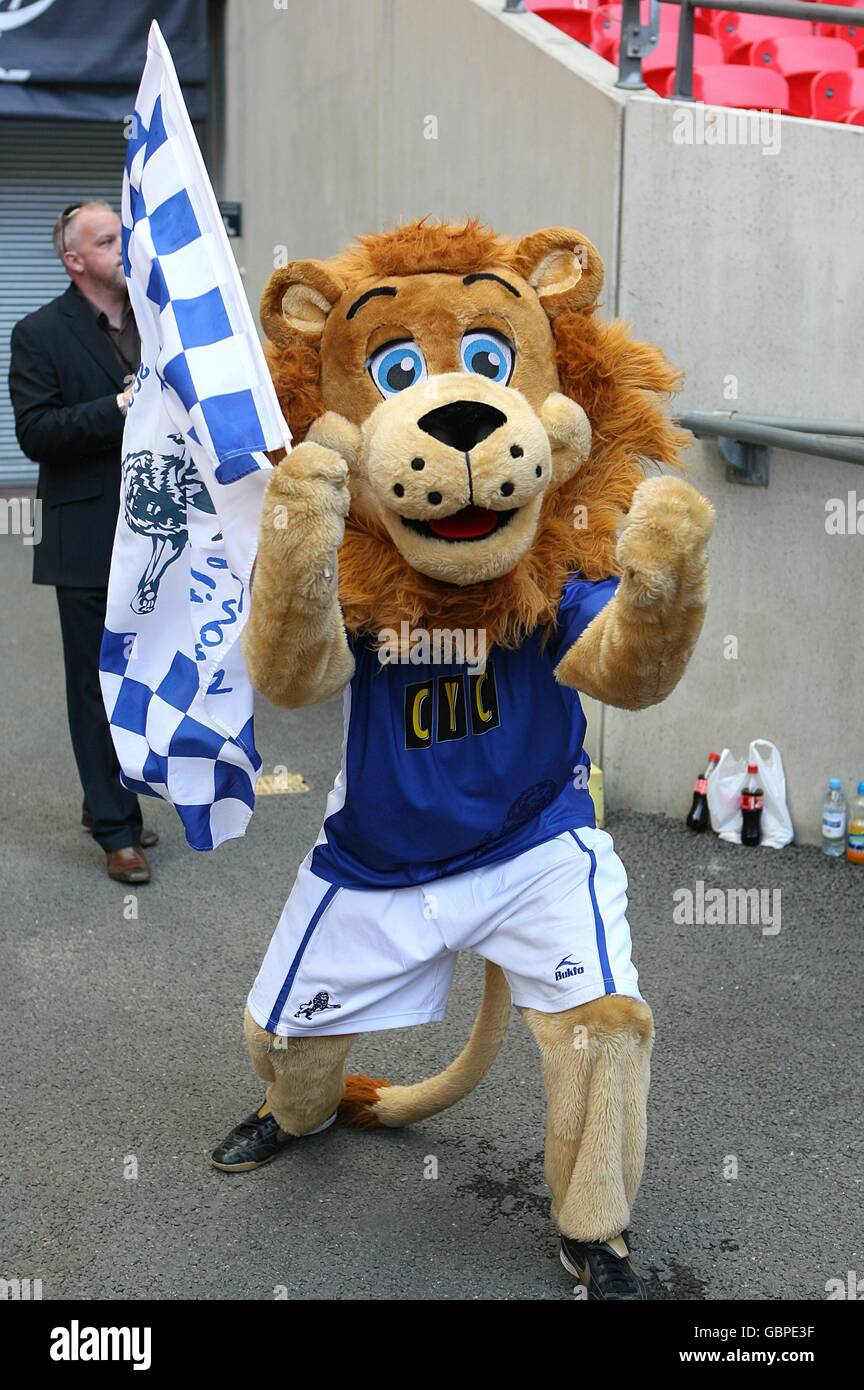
[55,586,142,853]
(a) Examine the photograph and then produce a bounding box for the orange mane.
[264,219,689,647]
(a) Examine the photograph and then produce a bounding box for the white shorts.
[247,826,642,1037]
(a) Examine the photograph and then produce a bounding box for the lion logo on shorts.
[293,990,342,1021]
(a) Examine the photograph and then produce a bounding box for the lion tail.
[337,961,511,1129]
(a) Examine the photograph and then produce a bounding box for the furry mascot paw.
[265,443,349,595]
[616,475,714,609]
[214,219,713,1300]
[555,475,715,711]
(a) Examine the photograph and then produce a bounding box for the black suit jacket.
[8,283,131,587]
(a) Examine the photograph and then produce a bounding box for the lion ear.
[512,227,604,317]
[259,260,346,348]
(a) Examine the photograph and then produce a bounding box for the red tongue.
[427,506,498,540]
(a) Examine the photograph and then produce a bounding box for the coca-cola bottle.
[741,763,763,847]
[686,752,720,831]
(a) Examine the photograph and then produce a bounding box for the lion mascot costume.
[209,219,714,1300]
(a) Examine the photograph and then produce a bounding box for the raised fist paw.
[617,475,715,608]
[258,441,351,601]
[271,440,349,510]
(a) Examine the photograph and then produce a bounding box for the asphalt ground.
[1,530,862,1301]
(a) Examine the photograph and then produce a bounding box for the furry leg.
[244,1007,356,1137]
[523,995,654,1241]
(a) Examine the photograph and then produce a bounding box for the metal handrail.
[663,0,864,18]
[621,0,864,97]
[713,412,864,437]
[499,3,864,479]
[500,0,864,99]
[680,411,864,467]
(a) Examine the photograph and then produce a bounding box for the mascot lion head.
[260,219,687,648]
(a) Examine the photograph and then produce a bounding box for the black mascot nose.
[418,400,507,454]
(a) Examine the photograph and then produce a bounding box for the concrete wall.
[604,96,864,842]
[224,0,624,306]
[617,94,864,416]
[223,0,864,843]
[604,440,863,842]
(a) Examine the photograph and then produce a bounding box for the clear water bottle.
[822,778,848,858]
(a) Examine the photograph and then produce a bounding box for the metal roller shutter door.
[0,120,127,487]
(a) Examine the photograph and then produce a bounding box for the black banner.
[3,1298,860,1370]
[0,0,208,119]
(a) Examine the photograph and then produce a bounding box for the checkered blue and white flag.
[100,20,290,851]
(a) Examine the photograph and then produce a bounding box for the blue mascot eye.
[460,330,514,384]
[368,341,427,397]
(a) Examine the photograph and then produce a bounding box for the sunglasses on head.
[59,204,82,253]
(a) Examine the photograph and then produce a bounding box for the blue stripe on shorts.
[265,883,340,1032]
[569,831,616,994]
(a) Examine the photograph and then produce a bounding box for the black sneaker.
[209,1104,292,1172]
[560,1232,648,1300]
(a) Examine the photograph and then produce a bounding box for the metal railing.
[500,4,864,485]
[502,0,864,100]
[678,411,864,484]
[623,0,864,98]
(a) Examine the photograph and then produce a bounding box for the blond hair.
[52,200,114,262]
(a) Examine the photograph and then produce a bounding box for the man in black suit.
[9,200,157,884]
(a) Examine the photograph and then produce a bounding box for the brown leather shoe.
[106,845,151,884]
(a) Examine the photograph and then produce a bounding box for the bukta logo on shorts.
[554,956,585,981]
[293,990,342,1020]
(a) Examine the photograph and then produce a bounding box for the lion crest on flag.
[122,433,216,614]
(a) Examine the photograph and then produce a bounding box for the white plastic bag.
[749,738,794,848]
[706,740,794,847]
[706,748,747,841]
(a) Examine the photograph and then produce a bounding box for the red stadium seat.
[579,2,713,64]
[588,5,622,60]
[589,6,622,59]
[533,0,864,124]
[669,63,791,112]
[845,107,864,123]
[637,33,725,91]
[693,9,719,36]
[527,0,600,45]
[713,14,814,64]
[810,67,864,120]
[815,21,864,61]
[752,35,858,114]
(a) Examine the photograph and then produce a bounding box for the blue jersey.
[309,575,619,889]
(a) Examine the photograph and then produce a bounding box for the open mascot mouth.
[400,506,517,543]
